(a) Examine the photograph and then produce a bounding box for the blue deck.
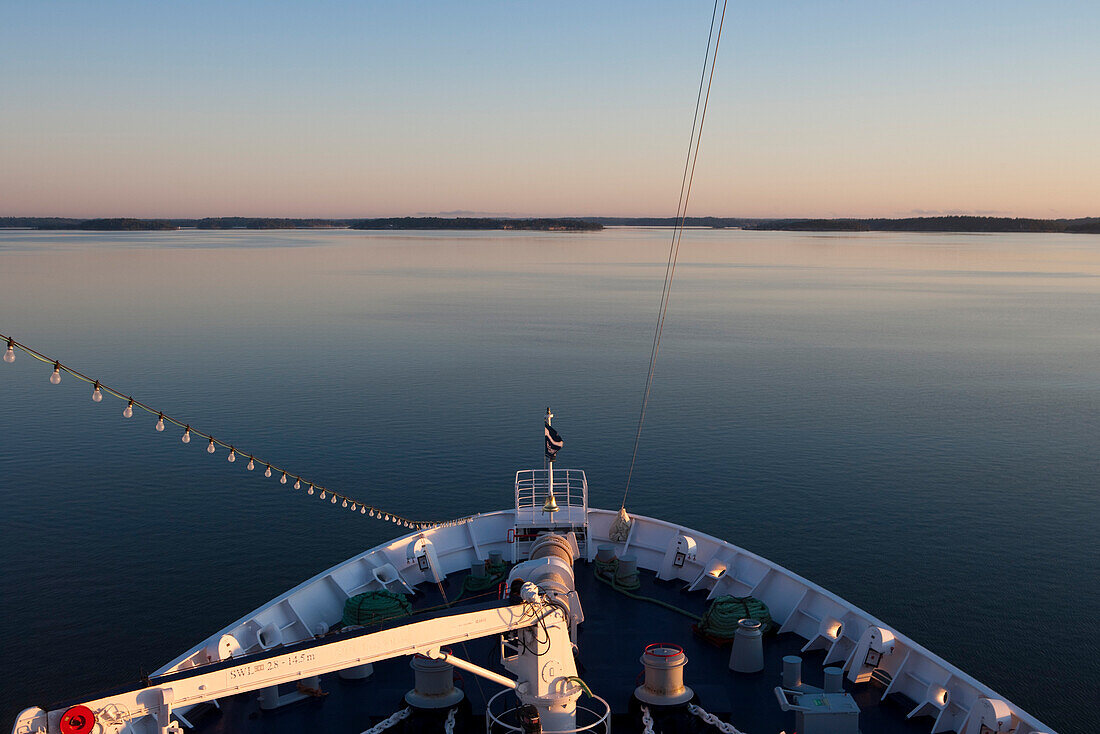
[182,561,938,734]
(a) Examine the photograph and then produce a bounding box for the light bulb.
[264,465,272,477]
[319,490,326,499]
[307,486,314,495]
[50,363,61,384]
[155,414,165,432]
[350,503,356,510]
[342,499,348,508]
[330,496,337,504]
[227,450,236,463]
[207,439,215,454]
[3,341,14,363]
[91,384,102,402]
[360,507,366,514]
[181,427,191,443]
[384,514,390,521]
[246,458,255,471]
[280,472,287,484]
[294,479,301,490]
[369,509,375,517]
[123,399,134,418]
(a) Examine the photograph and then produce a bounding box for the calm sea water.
[0,228,1096,732]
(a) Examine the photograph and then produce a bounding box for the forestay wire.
[0,332,461,530]
[621,0,729,509]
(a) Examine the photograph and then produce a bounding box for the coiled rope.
[342,590,412,627]
[449,558,510,605]
[695,596,774,641]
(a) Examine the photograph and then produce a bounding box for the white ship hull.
[146,507,1055,734]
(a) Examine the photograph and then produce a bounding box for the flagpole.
[546,407,554,506]
[542,408,562,517]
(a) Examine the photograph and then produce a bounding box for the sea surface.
[0,228,1096,732]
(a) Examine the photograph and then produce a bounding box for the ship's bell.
[542,491,560,514]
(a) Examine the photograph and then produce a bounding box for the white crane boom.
[13,601,542,734]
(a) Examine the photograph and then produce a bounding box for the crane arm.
[13,601,541,734]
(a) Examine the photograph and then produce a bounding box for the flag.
[545,422,564,460]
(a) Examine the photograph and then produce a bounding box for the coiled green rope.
[696,595,774,640]
[342,590,412,627]
[449,559,510,604]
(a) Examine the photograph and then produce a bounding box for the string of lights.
[1,332,469,531]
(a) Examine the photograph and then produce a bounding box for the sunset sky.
[2,1,1098,219]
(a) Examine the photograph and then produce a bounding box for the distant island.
[79,218,178,231]
[0,216,602,232]
[746,216,1100,234]
[349,217,602,231]
[2,215,1098,234]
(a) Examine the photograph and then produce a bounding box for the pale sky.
[2,1,1098,219]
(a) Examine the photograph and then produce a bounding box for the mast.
[543,407,559,517]
[546,407,553,496]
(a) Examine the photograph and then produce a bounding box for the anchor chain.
[360,707,411,734]
[686,703,747,734]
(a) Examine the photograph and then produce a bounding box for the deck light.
[4,334,421,529]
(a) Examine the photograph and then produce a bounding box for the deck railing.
[514,468,588,516]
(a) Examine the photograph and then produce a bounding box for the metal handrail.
[485,689,611,734]
[514,469,588,516]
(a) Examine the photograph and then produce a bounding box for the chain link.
[444,707,457,734]
[686,703,747,734]
[360,707,411,734]
[641,704,656,734]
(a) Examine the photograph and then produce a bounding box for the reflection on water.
[0,228,1096,731]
